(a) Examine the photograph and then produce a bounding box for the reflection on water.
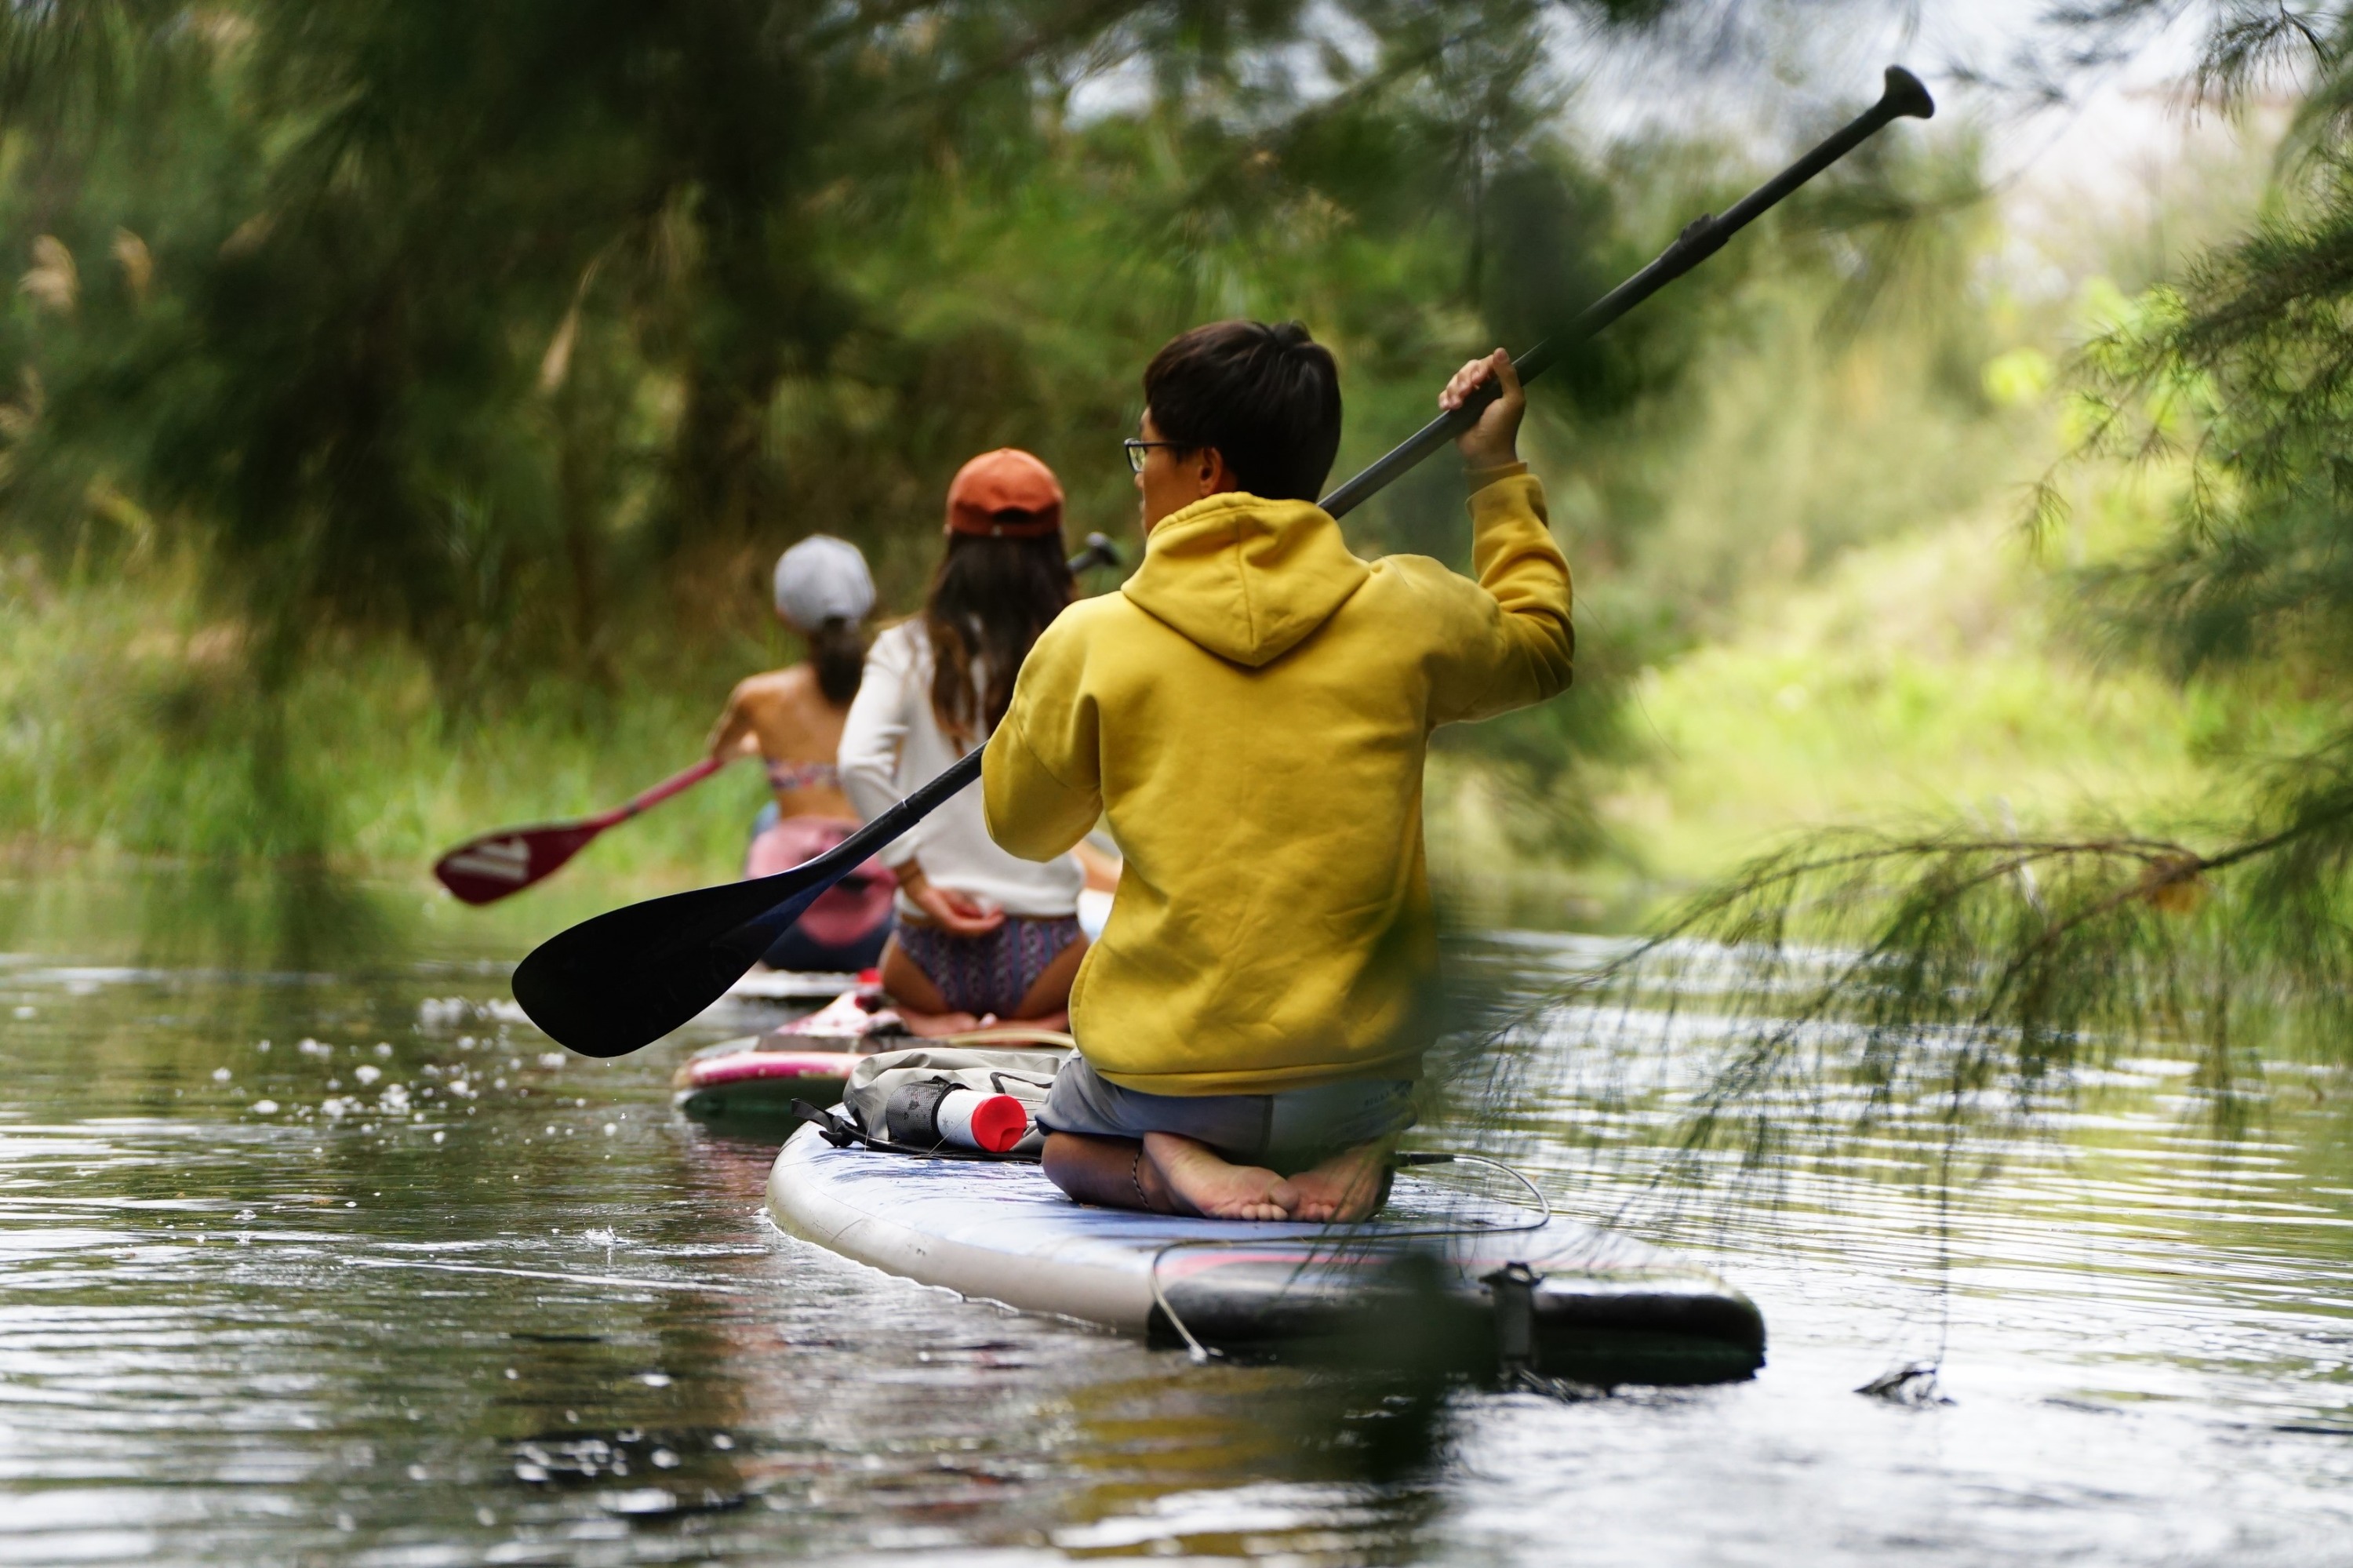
[1,877,2350,1563]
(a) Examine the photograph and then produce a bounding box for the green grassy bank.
[9,492,2319,940]
[0,551,780,900]
[1430,504,2333,913]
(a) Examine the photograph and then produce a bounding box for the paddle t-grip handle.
[1317,66,1933,519]
[1071,532,1123,574]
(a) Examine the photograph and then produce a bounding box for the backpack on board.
[798,1045,1071,1160]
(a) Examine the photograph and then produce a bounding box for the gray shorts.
[1038,1056,1415,1172]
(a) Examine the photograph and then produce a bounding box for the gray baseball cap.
[772,535,875,633]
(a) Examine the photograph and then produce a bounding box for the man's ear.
[1194,446,1242,498]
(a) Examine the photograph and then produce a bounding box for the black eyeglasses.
[1122,438,1190,474]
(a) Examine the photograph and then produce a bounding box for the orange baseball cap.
[946,448,1064,538]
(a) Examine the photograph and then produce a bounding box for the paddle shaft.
[513,67,1933,1054]
[783,69,1935,880]
[1317,65,1933,517]
[590,756,726,829]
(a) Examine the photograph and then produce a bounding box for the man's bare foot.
[1286,1140,1391,1224]
[1144,1133,1297,1221]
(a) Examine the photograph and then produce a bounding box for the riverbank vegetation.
[5,0,2350,1081]
[0,0,2037,905]
[1535,6,2353,1197]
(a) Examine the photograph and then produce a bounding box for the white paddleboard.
[766,1124,1764,1384]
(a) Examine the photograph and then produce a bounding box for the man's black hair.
[1143,320,1341,503]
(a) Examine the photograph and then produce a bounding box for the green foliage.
[1524,5,2353,1167]
[0,0,1657,672]
[2031,9,2353,1047]
[0,544,776,877]
[1569,513,2271,884]
[0,0,1976,868]
[1435,129,2026,864]
[1547,719,2353,1173]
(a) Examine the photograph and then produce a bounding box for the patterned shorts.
[893,915,1085,1019]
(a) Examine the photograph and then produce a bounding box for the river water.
[2,875,2350,1565]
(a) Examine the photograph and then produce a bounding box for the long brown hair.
[925,533,1071,747]
[808,617,866,707]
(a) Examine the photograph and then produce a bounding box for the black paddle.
[514,66,1933,1057]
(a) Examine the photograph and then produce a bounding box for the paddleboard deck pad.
[766,1124,1765,1385]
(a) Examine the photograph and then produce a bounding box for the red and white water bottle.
[934,1089,1028,1153]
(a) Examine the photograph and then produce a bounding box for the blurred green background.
[0,1,2319,930]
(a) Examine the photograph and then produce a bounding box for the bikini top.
[767,758,842,794]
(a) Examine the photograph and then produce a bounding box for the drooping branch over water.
[1441,6,2353,1183]
[1430,744,2353,1251]
[1616,738,2351,1114]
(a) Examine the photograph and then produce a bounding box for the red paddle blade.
[433,821,605,905]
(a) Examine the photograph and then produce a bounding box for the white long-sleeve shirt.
[838,620,1084,920]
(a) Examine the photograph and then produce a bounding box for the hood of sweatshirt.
[1120,492,1371,669]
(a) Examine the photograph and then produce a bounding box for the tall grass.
[0,549,778,893]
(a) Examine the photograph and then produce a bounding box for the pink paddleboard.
[673,1041,857,1116]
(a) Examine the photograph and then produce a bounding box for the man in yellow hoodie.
[983,319,1573,1221]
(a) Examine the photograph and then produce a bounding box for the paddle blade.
[514,745,984,1058]
[434,822,605,905]
[511,872,831,1057]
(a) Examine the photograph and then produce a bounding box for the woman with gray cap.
[705,534,895,973]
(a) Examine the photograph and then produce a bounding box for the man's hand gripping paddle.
[513,68,1933,1057]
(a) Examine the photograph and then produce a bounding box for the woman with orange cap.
[837,449,1091,1033]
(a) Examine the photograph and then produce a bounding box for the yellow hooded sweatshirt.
[982,467,1573,1096]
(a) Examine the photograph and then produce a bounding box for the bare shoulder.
[715,668,815,735]
[732,664,814,706]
